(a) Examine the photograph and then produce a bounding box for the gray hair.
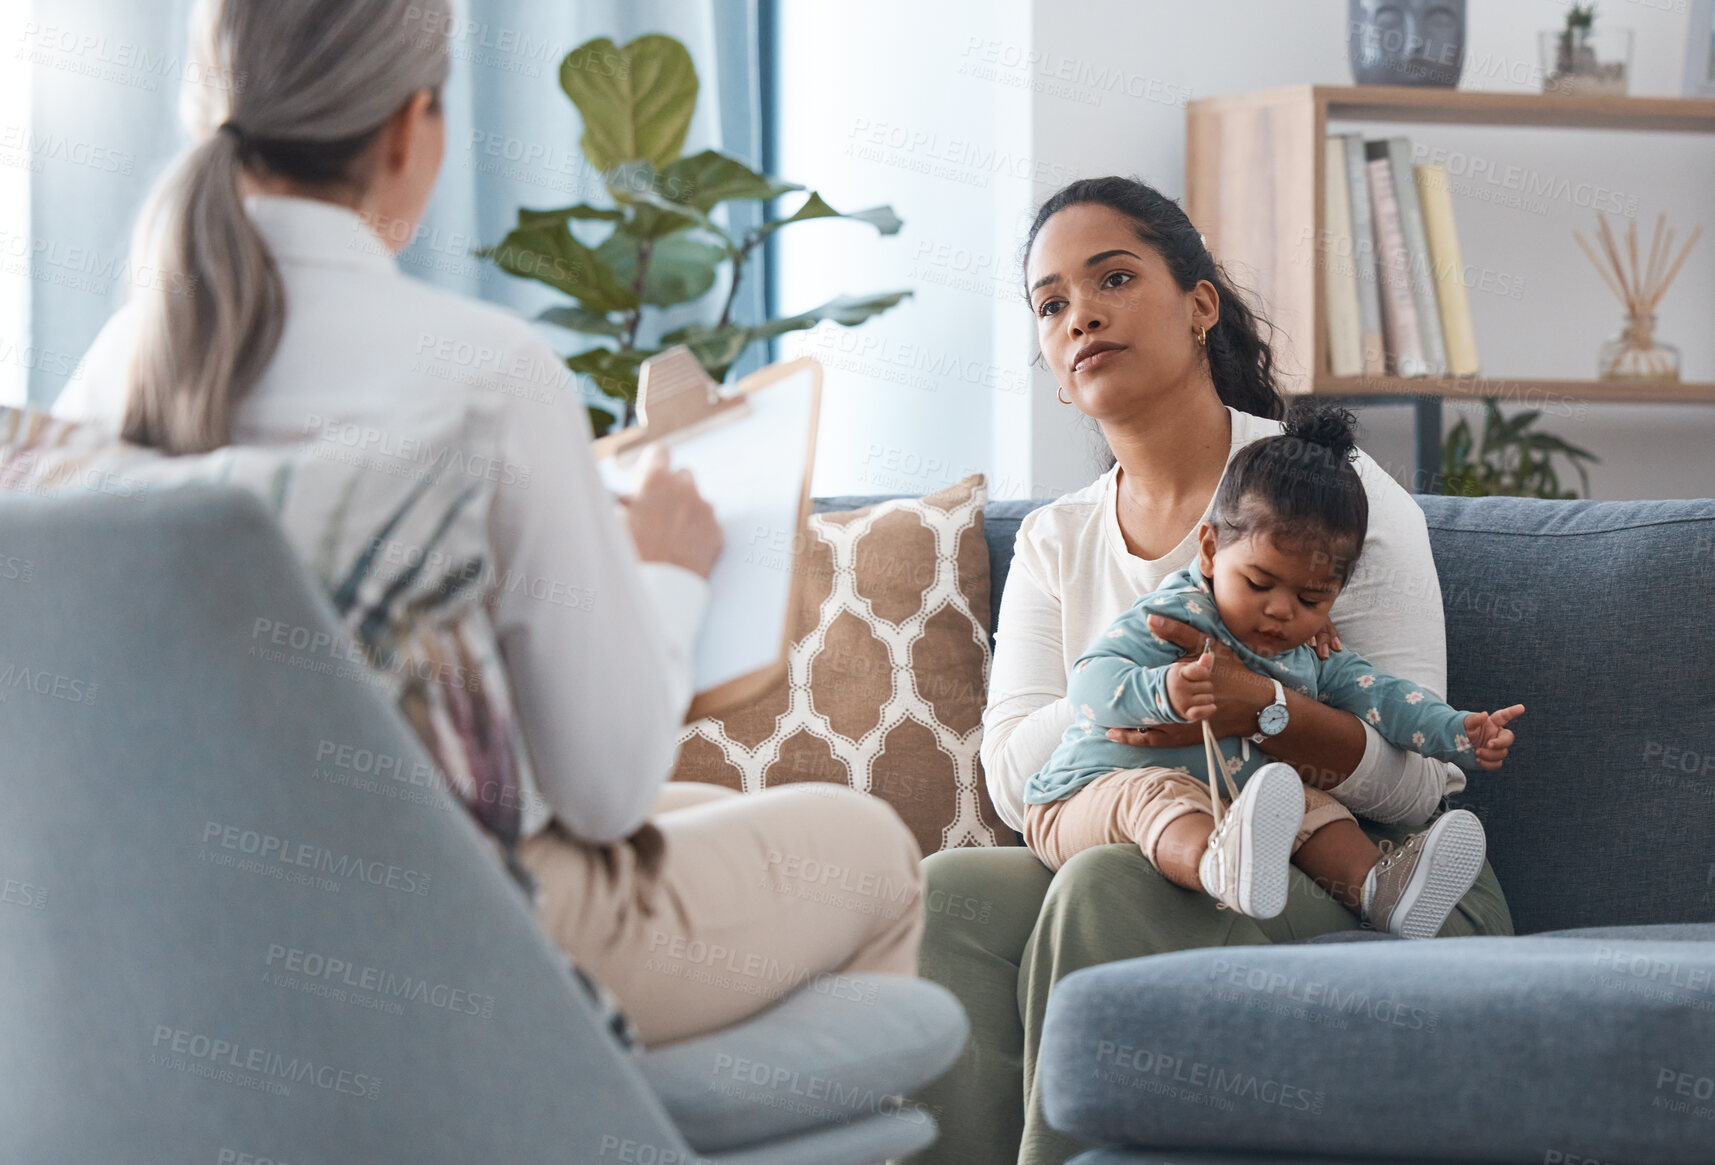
[122,0,451,454]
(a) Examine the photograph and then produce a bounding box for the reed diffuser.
[1574,212,1701,381]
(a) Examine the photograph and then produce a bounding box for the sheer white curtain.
[10,0,747,409]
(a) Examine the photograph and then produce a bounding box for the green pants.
[901,823,1514,1165]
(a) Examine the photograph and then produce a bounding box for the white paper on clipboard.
[597,365,816,701]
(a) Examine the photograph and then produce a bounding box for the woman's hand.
[1106,614,1273,747]
[621,447,724,579]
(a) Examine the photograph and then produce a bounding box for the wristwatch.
[1251,679,1289,742]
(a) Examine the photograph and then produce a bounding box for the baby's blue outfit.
[1023,565,1480,806]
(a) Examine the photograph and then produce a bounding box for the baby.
[1023,404,1524,938]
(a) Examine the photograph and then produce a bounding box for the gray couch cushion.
[1418,497,1715,934]
[641,972,966,1153]
[1538,923,1715,942]
[1040,936,1715,1163]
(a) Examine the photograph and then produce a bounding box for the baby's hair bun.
[1283,400,1359,462]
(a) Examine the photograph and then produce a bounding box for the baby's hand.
[1166,650,1217,722]
[1463,705,1525,770]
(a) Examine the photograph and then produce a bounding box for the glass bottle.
[1597,313,1680,381]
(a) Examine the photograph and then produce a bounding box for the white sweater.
[982,407,1464,834]
[55,195,706,844]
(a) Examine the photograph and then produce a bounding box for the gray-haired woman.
[55,0,925,1047]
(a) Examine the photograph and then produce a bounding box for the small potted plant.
[1541,3,1631,95]
[1439,400,1599,499]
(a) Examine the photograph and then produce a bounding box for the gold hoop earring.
[1195,325,1208,348]
[1057,384,1071,405]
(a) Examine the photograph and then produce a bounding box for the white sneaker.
[1197,761,1304,920]
[1361,809,1487,939]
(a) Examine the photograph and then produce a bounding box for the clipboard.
[593,346,822,723]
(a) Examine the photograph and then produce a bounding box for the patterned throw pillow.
[672,474,1017,854]
[0,405,540,867]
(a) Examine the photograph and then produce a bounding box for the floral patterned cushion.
[0,405,537,870]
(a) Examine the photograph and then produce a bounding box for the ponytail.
[123,131,284,453]
[121,0,451,455]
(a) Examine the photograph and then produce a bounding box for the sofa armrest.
[1040,936,1715,1163]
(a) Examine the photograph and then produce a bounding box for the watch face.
[1258,703,1290,735]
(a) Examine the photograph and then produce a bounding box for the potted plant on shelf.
[1542,3,1631,96]
[1439,400,1599,499]
[484,34,910,437]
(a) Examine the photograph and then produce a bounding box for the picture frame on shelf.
[1687,0,1715,98]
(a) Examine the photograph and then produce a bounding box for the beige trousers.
[519,782,925,1046]
[1023,766,1355,873]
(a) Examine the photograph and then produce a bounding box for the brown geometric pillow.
[671,474,1017,854]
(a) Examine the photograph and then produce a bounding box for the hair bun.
[1283,400,1359,462]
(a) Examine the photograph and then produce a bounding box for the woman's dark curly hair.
[1022,176,1284,422]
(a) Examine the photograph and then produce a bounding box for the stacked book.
[1322,134,1479,379]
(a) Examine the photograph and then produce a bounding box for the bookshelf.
[1184,84,1715,483]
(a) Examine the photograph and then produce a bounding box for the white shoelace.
[1203,719,1243,830]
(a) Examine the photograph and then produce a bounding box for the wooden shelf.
[1184,85,1715,401]
[1314,375,1715,406]
[1195,84,1715,134]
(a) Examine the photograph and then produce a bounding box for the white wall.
[775,0,1715,500]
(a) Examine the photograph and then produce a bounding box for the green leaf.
[517,203,625,226]
[560,35,697,172]
[486,216,639,313]
[1498,409,1542,443]
[659,291,914,381]
[605,164,716,239]
[1442,416,1472,471]
[659,150,802,211]
[588,405,618,438]
[652,323,752,381]
[537,305,628,337]
[597,231,726,308]
[755,291,914,336]
[565,347,653,404]
[757,192,904,241]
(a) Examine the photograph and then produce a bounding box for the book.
[1341,133,1386,376]
[1384,136,1447,375]
[1322,139,1363,377]
[1413,163,1480,377]
[1364,142,1426,377]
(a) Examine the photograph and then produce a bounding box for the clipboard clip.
[600,346,748,457]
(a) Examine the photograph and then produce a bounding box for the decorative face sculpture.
[1348,0,1467,88]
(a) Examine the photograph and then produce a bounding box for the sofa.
[10,479,1712,1164]
[1015,494,1715,1164]
[819,489,1715,1163]
[0,486,967,1165]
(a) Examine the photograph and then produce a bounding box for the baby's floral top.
[1024,565,1477,805]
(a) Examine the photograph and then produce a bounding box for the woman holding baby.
[904,177,1514,1165]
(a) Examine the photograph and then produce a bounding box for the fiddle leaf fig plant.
[484,33,911,437]
[1439,399,1598,499]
